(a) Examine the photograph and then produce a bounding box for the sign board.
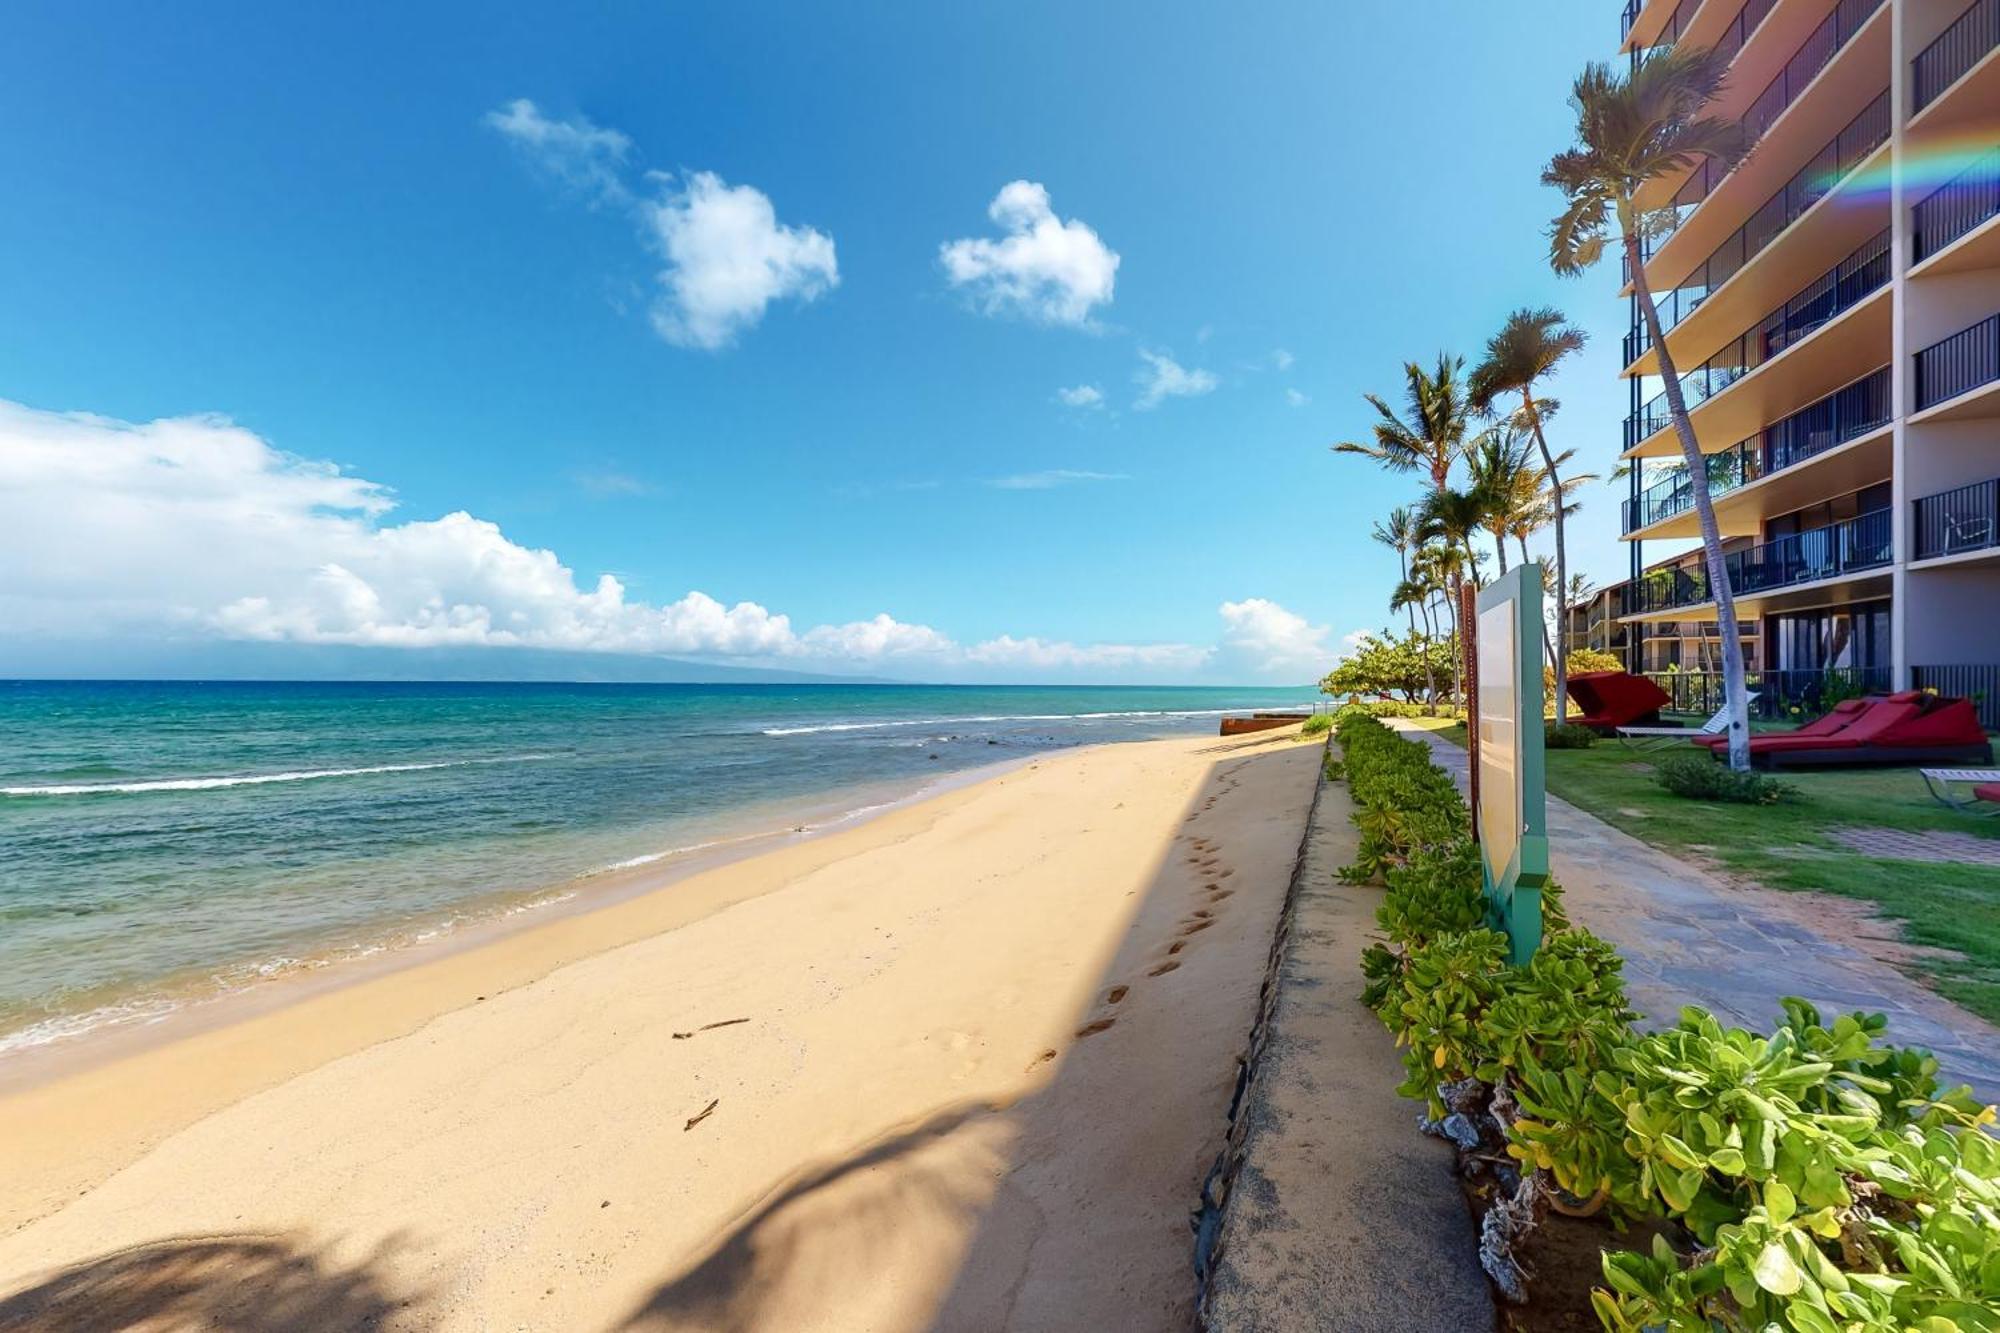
[1474,563,1549,966]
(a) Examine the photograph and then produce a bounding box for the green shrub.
[1653,752,1795,805]
[1328,712,2000,1331]
[1545,722,1598,749]
[1298,712,1334,736]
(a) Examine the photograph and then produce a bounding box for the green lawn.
[1405,716,2000,1023]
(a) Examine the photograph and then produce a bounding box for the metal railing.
[1624,231,1891,447]
[1658,0,1882,225]
[1645,667,1892,719]
[1914,477,2000,559]
[1624,81,1890,293]
[1621,0,1644,43]
[1625,439,1765,532]
[1624,93,1891,361]
[1913,664,2000,730]
[1913,146,2000,263]
[1915,313,2000,410]
[1624,510,1893,615]
[1914,0,2000,112]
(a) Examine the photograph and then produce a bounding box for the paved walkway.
[1830,825,2000,868]
[1390,722,2000,1101]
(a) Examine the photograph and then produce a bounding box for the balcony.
[1624,509,1894,616]
[1914,0,2000,112]
[1621,367,1893,534]
[1914,476,2000,561]
[1625,230,1891,449]
[1913,146,2000,266]
[1644,0,1884,235]
[1914,313,2000,415]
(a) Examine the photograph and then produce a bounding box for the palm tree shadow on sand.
[0,1233,424,1332]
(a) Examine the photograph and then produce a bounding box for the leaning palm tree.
[1391,575,1443,709]
[1472,310,1589,722]
[1545,45,1751,768]
[1373,506,1421,635]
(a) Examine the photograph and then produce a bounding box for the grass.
[1404,715,2000,1023]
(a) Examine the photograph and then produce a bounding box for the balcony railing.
[1624,91,1891,356]
[1913,146,2000,263]
[1914,0,1999,112]
[1915,313,2000,410]
[1657,0,1882,226]
[1912,664,2000,730]
[1914,476,2000,559]
[1624,230,1891,447]
[1624,509,1893,614]
[1621,0,1643,43]
[1645,667,1892,719]
[1625,438,1765,532]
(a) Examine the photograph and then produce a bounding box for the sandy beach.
[0,727,1320,1331]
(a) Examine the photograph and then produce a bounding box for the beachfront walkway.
[1390,723,2000,1100]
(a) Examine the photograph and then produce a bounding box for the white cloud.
[641,171,839,350]
[985,469,1127,490]
[1272,348,1295,371]
[484,99,632,206]
[1056,384,1104,409]
[0,399,1327,682]
[939,181,1119,327]
[1213,598,1334,679]
[1133,350,1218,410]
[1285,388,1310,408]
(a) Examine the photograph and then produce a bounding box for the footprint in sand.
[1166,940,1187,955]
[1148,960,1181,977]
[1179,919,1214,937]
[1104,985,1129,1005]
[1208,888,1234,903]
[1025,1048,1058,1072]
[1190,909,1213,920]
[1214,868,1234,879]
[1075,1018,1117,1038]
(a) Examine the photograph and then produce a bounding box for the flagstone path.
[1390,722,2000,1101]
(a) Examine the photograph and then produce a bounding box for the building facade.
[1615,0,2000,724]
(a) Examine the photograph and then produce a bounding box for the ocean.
[0,679,1317,1059]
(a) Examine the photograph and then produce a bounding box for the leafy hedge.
[1328,710,2000,1330]
[1654,751,1796,805]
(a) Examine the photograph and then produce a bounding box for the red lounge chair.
[1695,697,1869,749]
[1565,671,1672,734]
[1711,693,1992,770]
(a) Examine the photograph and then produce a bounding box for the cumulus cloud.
[1133,350,1218,410]
[1272,348,1295,371]
[641,171,839,350]
[984,469,1127,490]
[0,399,1333,681]
[489,100,834,350]
[940,181,1119,326]
[485,99,633,206]
[1214,598,1334,679]
[1056,384,1104,409]
[1285,388,1310,408]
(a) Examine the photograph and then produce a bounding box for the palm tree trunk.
[1522,391,1570,724]
[1492,528,1509,574]
[1417,592,1440,712]
[1399,547,1416,637]
[1625,231,1750,770]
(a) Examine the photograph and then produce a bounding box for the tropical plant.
[1473,309,1591,723]
[1544,45,1751,768]
[1373,505,1422,636]
[1653,752,1795,805]
[1466,428,1543,576]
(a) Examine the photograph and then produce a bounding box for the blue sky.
[0,2,1637,684]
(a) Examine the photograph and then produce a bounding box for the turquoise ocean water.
[0,680,1316,1057]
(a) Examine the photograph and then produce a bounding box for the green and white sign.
[1474,563,1549,966]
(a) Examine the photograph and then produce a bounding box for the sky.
[0,1,1638,685]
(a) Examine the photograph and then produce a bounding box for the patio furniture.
[1920,768,2000,814]
[1703,693,1993,770]
[1615,693,1761,750]
[1566,671,1673,735]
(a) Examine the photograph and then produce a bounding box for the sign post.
[1474,563,1549,966]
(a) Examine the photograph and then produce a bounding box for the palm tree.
[1391,576,1442,708]
[1416,488,1493,703]
[1545,45,1751,768]
[1373,506,1421,635]
[1466,429,1543,576]
[1472,310,1590,723]
[1338,357,1475,700]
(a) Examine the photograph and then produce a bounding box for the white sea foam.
[1,754,555,797]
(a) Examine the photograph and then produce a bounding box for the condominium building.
[1614,0,2000,723]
